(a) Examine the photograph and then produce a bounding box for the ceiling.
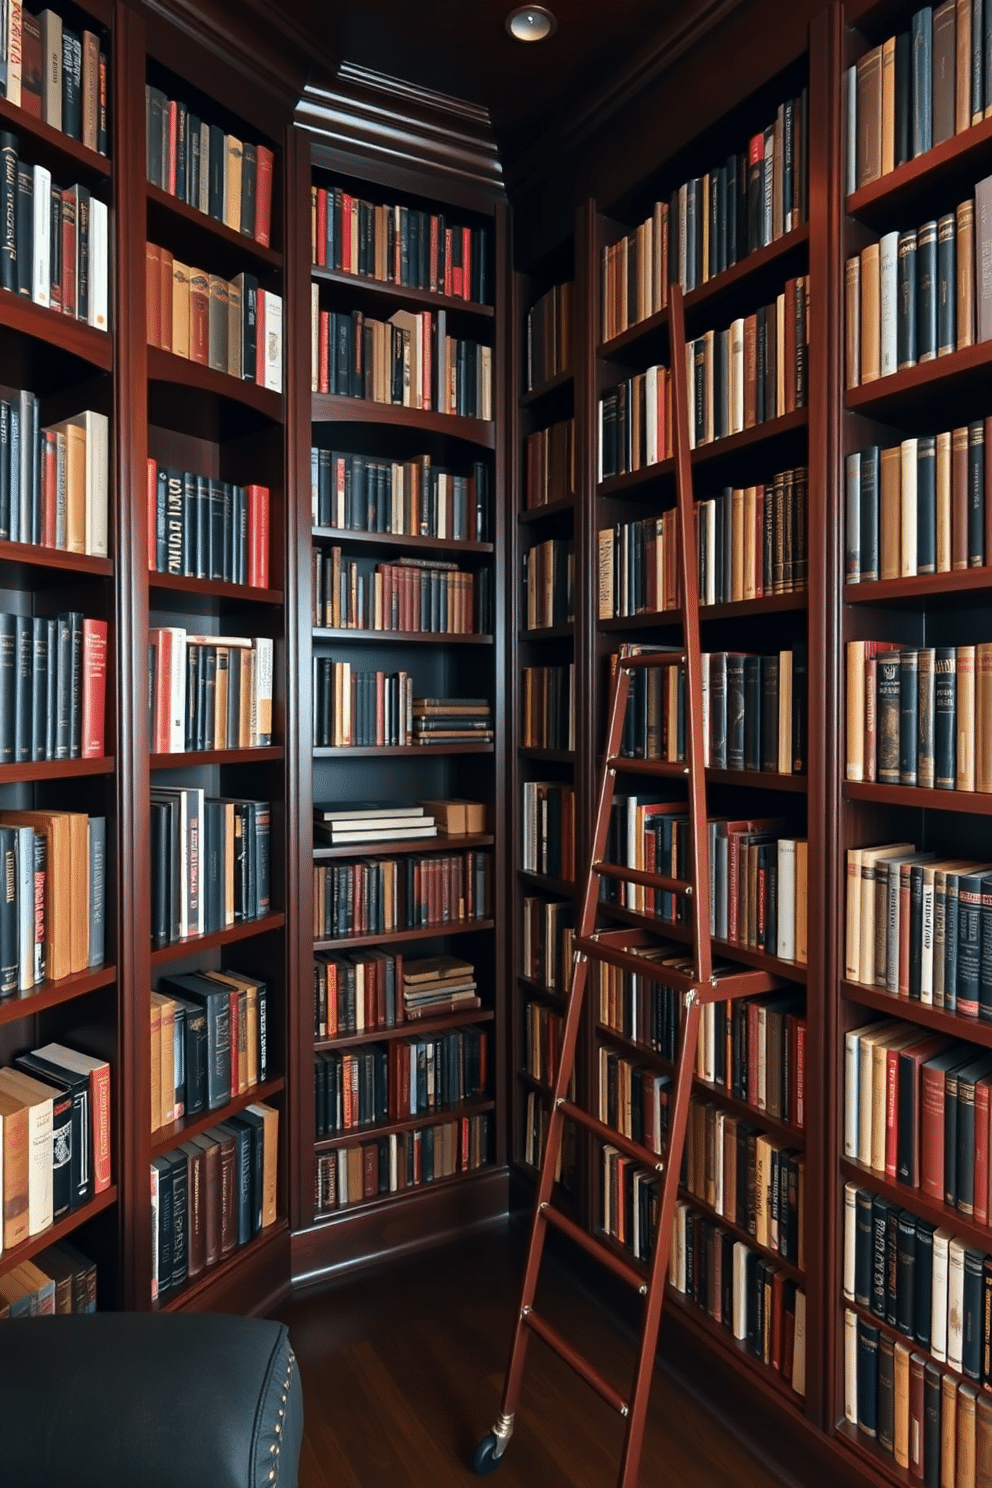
[273,0,706,157]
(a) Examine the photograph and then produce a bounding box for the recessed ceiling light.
[506,6,556,41]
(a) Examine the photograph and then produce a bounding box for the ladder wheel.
[472,1433,504,1475]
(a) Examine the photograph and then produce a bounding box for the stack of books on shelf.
[310,447,491,541]
[148,630,273,753]
[526,282,572,389]
[312,549,489,635]
[411,696,492,746]
[521,664,574,751]
[696,466,809,601]
[312,851,490,940]
[146,246,283,392]
[701,645,807,775]
[0,811,105,988]
[846,4,985,195]
[151,1100,278,1302]
[0,132,108,328]
[521,782,575,882]
[402,954,479,1020]
[601,86,808,340]
[313,800,437,846]
[310,304,491,419]
[522,536,574,629]
[146,461,270,588]
[0,611,106,763]
[314,948,404,1037]
[314,1025,487,1136]
[314,1108,490,1212]
[310,184,489,302]
[145,88,274,246]
[0,1241,96,1316]
[845,431,991,584]
[150,968,268,1131]
[3,9,107,153]
[312,662,412,748]
[0,1038,111,1236]
[521,896,575,992]
[525,419,575,508]
[0,397,108,556]
[150,792,270,948]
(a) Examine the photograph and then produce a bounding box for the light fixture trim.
[506,5,557,42]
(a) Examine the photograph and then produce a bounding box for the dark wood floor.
[274,1223,787,1488]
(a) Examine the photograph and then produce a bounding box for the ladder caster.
[472,1432,506,1475]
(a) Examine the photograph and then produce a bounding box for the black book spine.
[0,133,17,293]
[923,1361,941,1487]
[877,656,902,785]
[15,166,32,298]
[917,435,937,575]
[743,655,761,771]
[860,445,880,583]
[899,649,919,786]
[726,654,745,770]
[916,220,938,362]
[13,614,31,763]
[857,1317,880,1437]
[871,1195,889,1318]
[760,655,779,772]
[896,1210,917,1336]
[855,1186,873,1307]
[937,213,956,355]
[917,647,936,790]
[915,1221,934,1349]
[964,1247,985,1380]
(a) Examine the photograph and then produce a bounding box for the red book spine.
[246,484,269,589]
[444,228,453,297]
[255,289,266,384]
[462,226,472,301]
[316,188,327,266]
[341,193,352,273]
[90,1065,112,1192]
[61,191,77,319]
[421,310,432,411]
[42,433,57,548]
[885,1045,900,1179]
[146,457,157,570]
[80,618,108,758]
[920,1062,946,1199]
[794,1019,806,1129]
[167,100,178,195]
[429,214,439,292]
[254,145,274,247]
[319,310,330,393]
[229,990,239,1098]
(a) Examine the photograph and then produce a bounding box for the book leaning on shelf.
[149,792,270,948]
[0,397,108,555]
[146,87,273,247]
[147,245,282,393]
[152,967,269,1131]
[151,1100,279,1301]
[315,1111,490,1212]
[147,460,269,588]
[311,446,491,541]
[0,133,108,329]
[1,5,107,155]
[148,629,273,753]
[315,1024,487,1135]
[0,1241,97,1316]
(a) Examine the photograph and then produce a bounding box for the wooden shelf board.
[313,918,494,952]
[150,746,284,769]
[147,346,283,419]
[0,964,116,1028]
[0,96,111,179]
[833,1418,914,1485]
[315,1097,495,1151]
[312,627,492,645]
[0,1185,118,1281]
[840,1154,992,1255]
[518,496,576,524]
[147,183,283,268]
[845,339,992,415]
[517,974,569,1007]
[518,624,574,642]
[517,747,575,763]
[315,1007,495,1052]
[311,265,493,320]
[843,780,992,814]
[706,768,808,793]
[841,978,992,1044]
[519,367,574,406]
[313,743,494,757]
[0,541,113,578]
[844,567,992,605]
[312,393,495,449]
[314,832,493,860]
[0,284,112,368]
[150,1077,286,1157]
[151,912,285,965]
[598,409,808,496]
[847,114,992,221]
[159,1216,289,1312]
[0,755,114,781]
[312,526,492,555]
[597,593,808,631]
[149,573,283,606]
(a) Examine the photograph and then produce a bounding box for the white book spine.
[26,1095,54,1234]
[252,636,273,746]
[88,197,108,330]
[733,1240,748,1338]
[713,1108,725,1215]
[844,1030,859,1158]
[879,230,899,375]
[843,1181,857,1300]
[920,869,936,1002]
[169,627,187,752]
[845,66,857,197]
[858,1033,875,1167]
[947,1237,966,1371]
[844,1308,858,1423]
[730,319,744,433]
[31,164,51,307]
[777,837,796,960]
[776,292,786,416]
[264,291,283,393]
[685,341,695,449]
[644,364,658,464]
[931,1228,952,1361]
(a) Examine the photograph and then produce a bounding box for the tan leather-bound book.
[227,275,242,380]
[960,1384,979,1488]
[952,425,970,569]
[856,45,883,187]
[158,246,173,354]
[957,0,973,134]
[957,199,976,348]
[146,243,161,348]
[191,1132,220,1267]
[223,134,243,231]
[976,1393,992,1488]
[846,255,861,387]
[860,242,881,382]
[81,30,99,151]
[0,1089,29,1249]
[958,645,977,790]
[881,36,896,174]
[189,268,209,365]
[933,0,957,146]
[171,260,190,360]
[207,274,229,374]
[976,173,992,342]
[246,1100,279,1227]
[942,1370,958,1487]
[936,429,953,572]
[0,811,73,978]
[976,643,992,792]
[894,1339,911,1467]
[880,444,902,578]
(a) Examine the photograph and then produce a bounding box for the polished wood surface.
[275,1227,788,1488]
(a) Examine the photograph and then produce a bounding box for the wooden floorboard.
[273,1224,788,1488]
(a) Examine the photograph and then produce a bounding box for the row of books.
[845,1183,990,1373]
[310,448,491,543]
[310,184,489,303]
[0,1040,111,1246]
[0,398,107,556]
[146,245,282,392]
[521,664,574,752]
[689,279,809,449]
[597,960,807,1128]
[150,1102,278,1301]
[145,87,273,247]
[312,797,483,847]
[312,662,411,748]
[695,468,810,602]
[314,949,404,1037]
[522,536,574,630]
[2,5,106,154]
[845,1019,992,1212]
[845,429,991,584]
[148,630,273,754]
[522,1091,576,1187]
[312,550,490,636]
[615,652,687,764]
[845,190,992,390]
[146,461,270,589]
[598,1044,670,1155]
[314,1026,488,1135]
[150,791,271,948]
[668,1197,807,1393]
[524,418,575,510]
[521,781,576,882]
[521,896,575,993]
[843,842,992,1012]
[699,646,808,775]
[844,1306,990,1479]
[682,1095,805,1264]
[0,611,105,763]
[149,968,269,1132]
[524,1002,572,1092]
[596,513,679,619]
[0,135,107,329]
[0,1241,95,1316]
[526,281,572,391]
[312,852,491,940]
[314,1113,490,1211]
[601,88,808,341]
[0,810,104,985]
[597,365,673,480]
[310,302,492,420]
[846,641,990,792]
[847,3,987,193]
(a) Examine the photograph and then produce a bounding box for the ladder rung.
[593,861,692,895]
[558,1099,664,1171]
[575,933,698,991]
[540,1201,648,1293]
[522,1307,630,1416]
[699,967,782,1003]
[606,756,690,777]
[617,651,686,670]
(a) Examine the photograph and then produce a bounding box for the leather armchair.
[1,1313,304,1488]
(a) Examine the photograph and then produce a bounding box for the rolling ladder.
[472,286,784,1486]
